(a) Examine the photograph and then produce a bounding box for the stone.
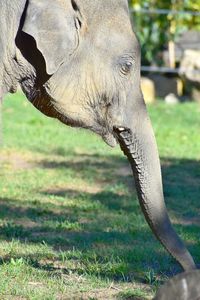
[165,93,179,105]
[180,50,200,83]
[192,85,200,103]
[180,48,200,101]
[141,77,155,104]
[175,30,200,62]
[148,74,179,98]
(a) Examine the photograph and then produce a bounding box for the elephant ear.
[22,0,78,75]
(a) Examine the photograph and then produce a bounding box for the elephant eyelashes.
[71,0,82,30]
[71,0,79,12]
[120,61,133,76]
[75,17,82,30]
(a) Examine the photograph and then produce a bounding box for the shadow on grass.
[0,151,199,282]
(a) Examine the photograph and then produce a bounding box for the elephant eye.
[75,17,82,31]
[120,61,133,76]
[72,0,82,30]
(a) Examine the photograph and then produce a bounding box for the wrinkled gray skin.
[154,270,200,300]
[0,0,196,271]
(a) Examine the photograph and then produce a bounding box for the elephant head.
[14,0,195,270]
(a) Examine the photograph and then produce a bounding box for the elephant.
[0,0,196,271]
[154,270,200,300]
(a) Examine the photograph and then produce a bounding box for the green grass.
[0,92,199,299]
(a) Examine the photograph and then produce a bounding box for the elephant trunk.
[114,110,195,271]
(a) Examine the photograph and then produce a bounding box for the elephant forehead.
[93,27,134,53]
[80,0,128,14]
[81,5,134,53]
[79,0,130,27]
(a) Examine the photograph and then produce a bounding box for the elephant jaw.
[102,131,117,147]
[102,127,127,147]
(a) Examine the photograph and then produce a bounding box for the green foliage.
[129,0,200,66]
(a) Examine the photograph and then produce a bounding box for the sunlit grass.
[0,92,199,299]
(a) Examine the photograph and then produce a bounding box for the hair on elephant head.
[1,0,196,271]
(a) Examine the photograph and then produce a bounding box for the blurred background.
[129,0,200,104]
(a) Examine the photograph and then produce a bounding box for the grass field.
[0,92,200,299]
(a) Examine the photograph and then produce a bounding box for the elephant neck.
[0,0,33,98]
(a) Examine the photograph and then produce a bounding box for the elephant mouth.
[102,126,128,147]
[102,131,117,147]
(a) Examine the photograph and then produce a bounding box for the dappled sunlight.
[0,152,199,279]
[0,94,200,298]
